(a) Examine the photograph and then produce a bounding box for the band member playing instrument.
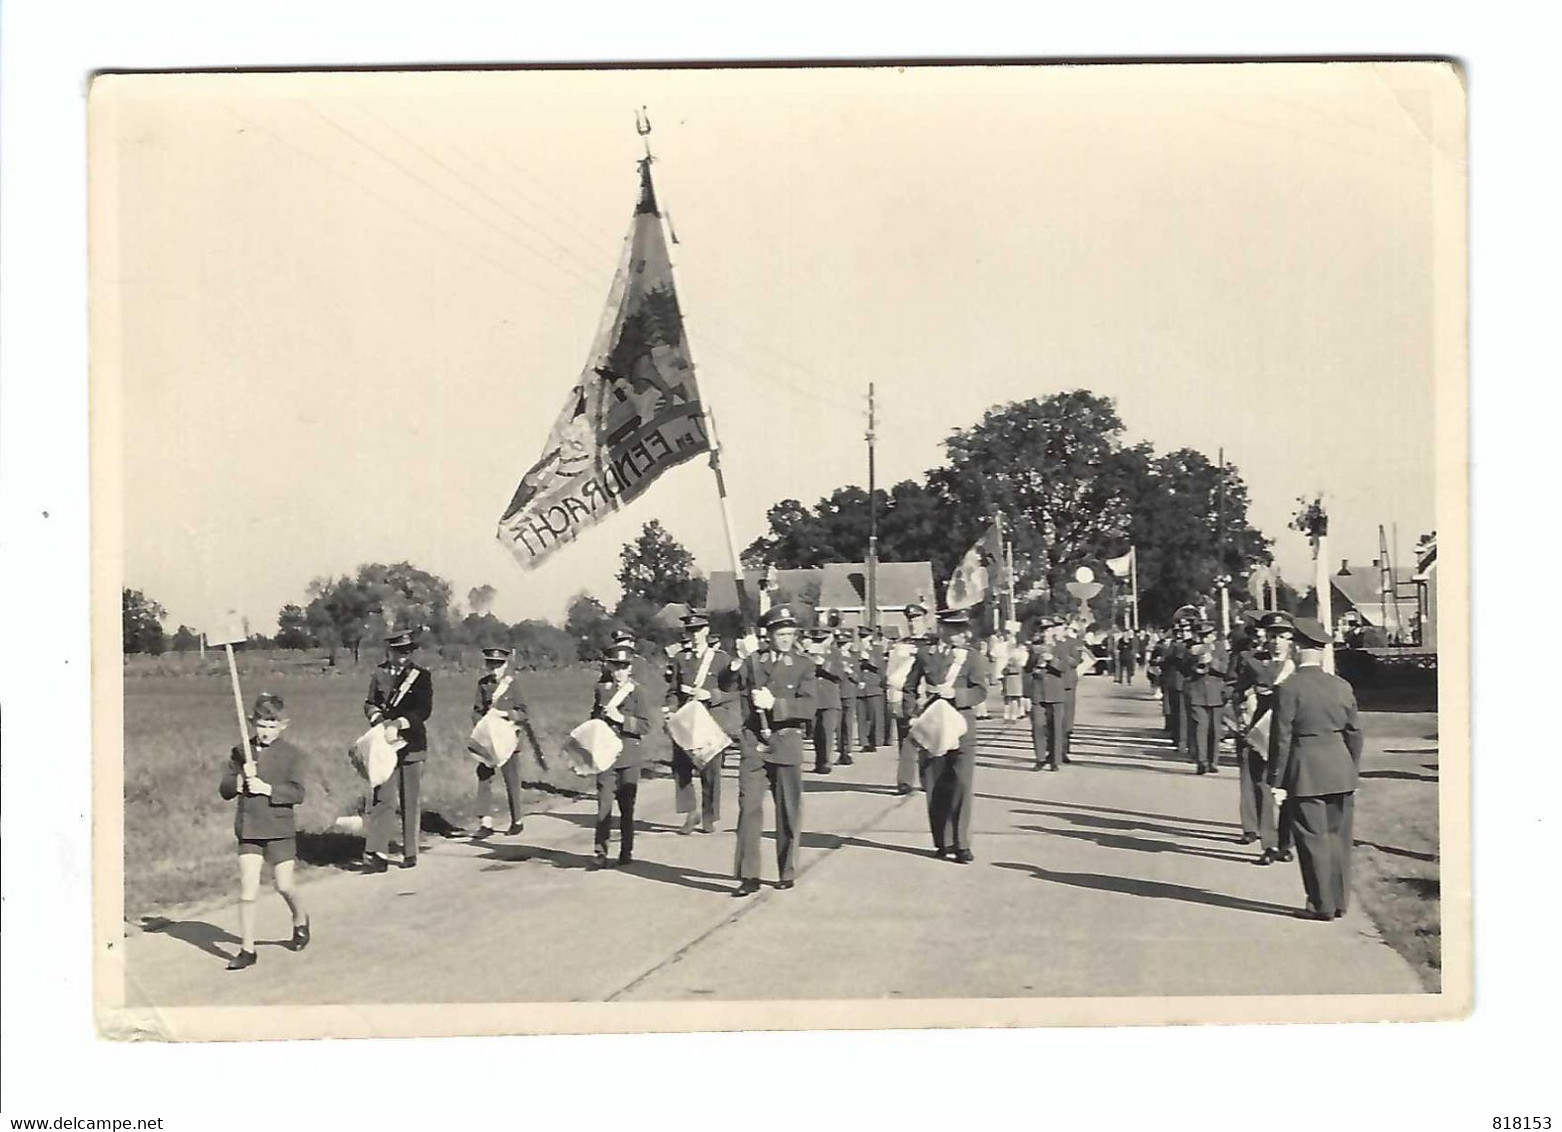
[363,630,434,871]
[591,643,648,868]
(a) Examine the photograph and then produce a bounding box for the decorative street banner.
[497,159,711,569]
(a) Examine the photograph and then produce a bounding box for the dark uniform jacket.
[1182,642,1231,707]
[592,680,648,769]
[1160,641,1187,692]
[839,648,861,703]
[665,643,739,733]
[1267,665,1364,797]
[473,671,529,724]
[365,662,434,760]
[858,643,886,696]
[219,736,307,841]
[1026,638,1083,704]
[736,648,818,765]
[811,645,845,711]
[903,644,990,715]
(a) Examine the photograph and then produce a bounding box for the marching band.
[218,598,1369,969]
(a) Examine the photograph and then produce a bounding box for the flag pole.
[866,382,878,631]
[1130,547,1140,633]
[636,112,757,634]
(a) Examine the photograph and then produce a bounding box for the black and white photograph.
[88,61,1468,1039]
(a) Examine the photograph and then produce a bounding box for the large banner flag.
[1105,546,1136,580]
[497,160,711,569]
[946,521,1004,609]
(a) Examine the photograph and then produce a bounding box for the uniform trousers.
[896,733,921,791]
[1291,792,1355,916]
[671,742,722,824]
[1238,747,1294,852]
[734,745,804,882]
[1030,700,1067,768]
[920,721,977,852]
[840,698,858,752]
[813,706,840,769]
[857,694,885,749]
[1062,692,1077,761]
[1164,689,1183,748]
[367,758,423,859]
[474,755,523,827]
[594,765,640,857]
[1187,702,1221,769]
[1117,659,1135,684]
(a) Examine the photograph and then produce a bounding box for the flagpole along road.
[119,678,1421,1012]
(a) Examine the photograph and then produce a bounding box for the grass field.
[1350,708,1442,991]
[122,650,671,918]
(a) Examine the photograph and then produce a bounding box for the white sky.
[97,62,1458,631]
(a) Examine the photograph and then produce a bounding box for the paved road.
[119,676,1423,1009]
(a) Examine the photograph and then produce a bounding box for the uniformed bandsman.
[902,608,990,862]
[589,644,648,867]
[1159,622,1188,749]
[1267,617,1364,919]
[807,627,845,774]
[664,610,735,835]
[732,606,817,896]
[856,626,887,752]
[835,627,860,766]
[1027,618,1083,771]
[362,630,434,871]
[470,646,527,838]
[1245,611,1298,865]
[1183,620,1231,775]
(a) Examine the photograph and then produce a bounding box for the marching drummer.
[590,643,648,868]
[469,646,527,838]
[663,609,735,835]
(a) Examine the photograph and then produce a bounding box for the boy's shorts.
[238,836,296,865]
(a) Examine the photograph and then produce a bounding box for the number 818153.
[1494,1120,1551,1129]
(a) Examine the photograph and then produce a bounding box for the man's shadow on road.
[1013,805,1248,848]
[1013,822,1254,864]
[990,861,1296,917]
[473,842,735,895]
[978,792,1242,832]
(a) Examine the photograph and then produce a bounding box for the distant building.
[1328,558,1422,645]
[707,561,936,628]
[1412,536,1438,650]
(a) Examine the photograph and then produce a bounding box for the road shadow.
[296,830,365,870]
[991,861,1297,917]
[135,916,294,960]
[1360,767,1438,783]
[472,843,735,894]
[1013,806,1250,847]
[1015,822,1254,864]
[978,792,1242,832]
[798,830,943,861]
[1355,840,1438,863]
[803,779,907,797]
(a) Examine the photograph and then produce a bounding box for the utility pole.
[1217,448,1231,634]
[866,382,878,631]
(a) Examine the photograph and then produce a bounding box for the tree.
[467,584,497,617]
[122,588,167,655]
[742,480,956,573]
[510,619,577,668]
[617,520,707,608]
[1124,448,1273,625]
[302,562,455,664]
[170,624,201,653]
[564,593,615,661]
[274,604,314,650]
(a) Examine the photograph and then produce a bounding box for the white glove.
[737,633,760,658]
[1271,787,1288,805]
[752,687,776,711]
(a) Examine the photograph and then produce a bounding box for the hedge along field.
[121,650,672,918]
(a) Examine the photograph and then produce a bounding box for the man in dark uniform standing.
[664,609,735,835]
[856,626,886,752]
[1267,617,1364,919]
[732,606,816,896]
[1184,619,1231,774]
[470,646,526,838]
[1160,620,1189,752]
[363,630,434,871]
[902,609,990,862]
[1027,618,1079,771]
[1245,611,1297,865]
[807,626,844,775]
[835,627,860,766]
